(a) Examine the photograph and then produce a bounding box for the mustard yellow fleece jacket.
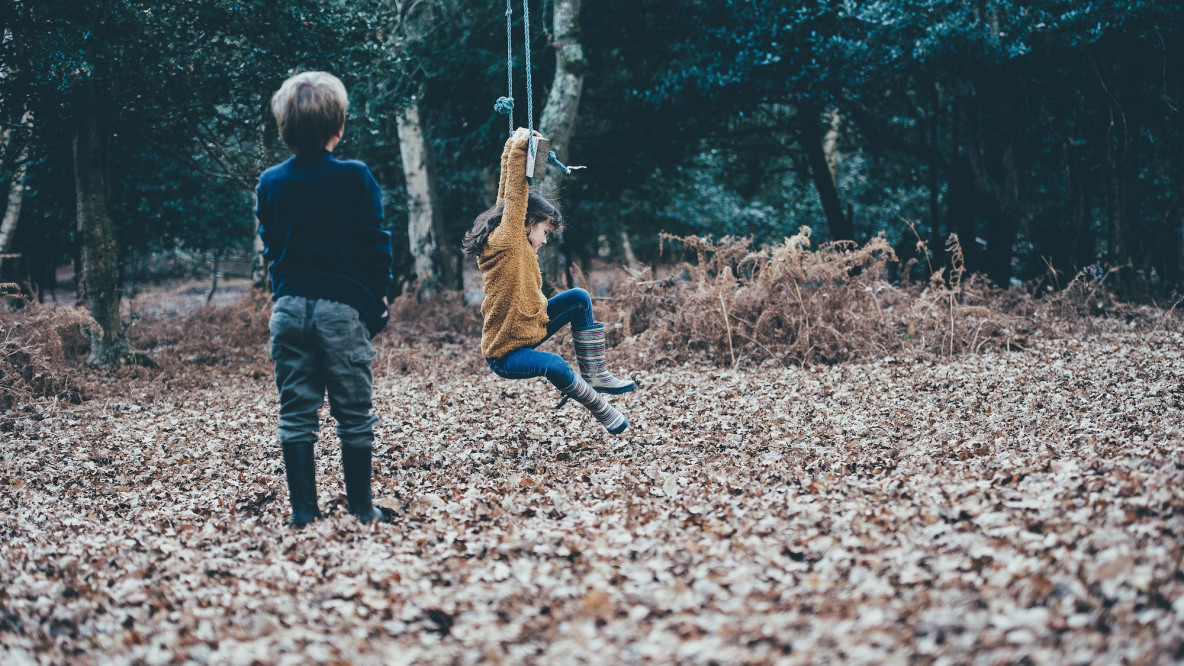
[478,137,549,359]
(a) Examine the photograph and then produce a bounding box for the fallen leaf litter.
[2,330,1183,663]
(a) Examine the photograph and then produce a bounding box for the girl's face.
[527,220,556,253]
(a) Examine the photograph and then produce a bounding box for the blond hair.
[270,71,349,156]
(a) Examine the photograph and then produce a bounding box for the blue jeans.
[269,296,379,449]
[486,288,595,390]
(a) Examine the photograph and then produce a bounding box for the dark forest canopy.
[2,0,1182,301]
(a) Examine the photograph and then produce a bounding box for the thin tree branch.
[140,131,256,191]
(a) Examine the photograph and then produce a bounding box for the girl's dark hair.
[462,190,564,259]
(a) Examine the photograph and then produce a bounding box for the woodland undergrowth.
[599,228,1183,368]
[2,228,1179,424]
[0,296,91,422]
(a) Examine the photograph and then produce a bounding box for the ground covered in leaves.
[2,327,1184,664]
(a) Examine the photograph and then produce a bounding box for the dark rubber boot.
[341,445,386,524]
[281,441,322,528]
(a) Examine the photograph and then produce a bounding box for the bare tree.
[397,98,457,299]
[386,0,461,298]
[74,101,124,367]
[0,111,33,255]
[535,0,585,288]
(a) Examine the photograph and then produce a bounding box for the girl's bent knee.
[570,287,591,305]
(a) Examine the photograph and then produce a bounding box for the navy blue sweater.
[256,151,393,336]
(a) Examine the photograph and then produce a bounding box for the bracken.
[597,229,1183,368]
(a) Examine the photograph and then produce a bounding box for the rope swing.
[493,0,534,142]
[493,0,581,178]
[494,0,517,136]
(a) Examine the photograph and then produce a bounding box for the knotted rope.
[495,0,583,177]
[493,2,534,136]
[493,0,514,136]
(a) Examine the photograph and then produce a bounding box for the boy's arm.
[358,168,393,303]
[256,181,281,264]
[488,135,531,249]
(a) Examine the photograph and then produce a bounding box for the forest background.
[2,0,1182,364]
[3,3,1184,662]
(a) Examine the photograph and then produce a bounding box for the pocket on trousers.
[317,301,362,328]
[349,342,377,366]
[314,303,368,358]
[270,294,303,322]
[268,308,302,358]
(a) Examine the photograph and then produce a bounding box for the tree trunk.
[1102,131,1131,267]
[619,230,640,271]
[822,108,842,179]
[41,230,58,303]
[251,203,267,288]
[535,0,586,289]
[124,249,139,299]
[396,100,456,298]
[959,83,1031,287]
[927,159,941,250]
[0,112,32,254]
[986,137,1023,287]
[947,157,981,275]
[1152,189,1183,287]
[250,120,269,289]
[73,248,83,304]
[206,251,220,303]
[796,102,852,242]
[1102,119,1145,290]
[1097,50,1149,293]
[926,83,942,251]
[984,198,1017,287]
[1065,143,1094,275]
[74,106,124,367]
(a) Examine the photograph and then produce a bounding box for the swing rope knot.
[547,150,570,175]
[547,151,585,174]
[495,0,583,175]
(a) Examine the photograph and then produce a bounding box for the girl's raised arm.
[488,134,531,250]
[495,136,513,205]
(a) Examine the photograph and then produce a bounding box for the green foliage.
[611,0,1184,288]
[3,0,403,276]
[2,0,1182,294]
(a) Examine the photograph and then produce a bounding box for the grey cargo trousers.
[268,296,379,449]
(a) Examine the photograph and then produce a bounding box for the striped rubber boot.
[572,323,636,394]
[559,374,629,435]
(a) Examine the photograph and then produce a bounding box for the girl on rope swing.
[462,128,635,434]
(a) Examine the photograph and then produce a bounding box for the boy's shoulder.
[257,155,376,194]
[334,156,375,177]
[258,156,297,186]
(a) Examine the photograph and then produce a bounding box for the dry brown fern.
[0,297,93,425]
[602,231,1181,368]
[127,288,272,367]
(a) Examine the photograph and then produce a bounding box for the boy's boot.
[341,444,386,524]
[560,375,629,435]
[572,323,636,394]
[281,441,322,528]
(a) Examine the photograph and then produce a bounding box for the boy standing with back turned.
[256,71,393,526]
